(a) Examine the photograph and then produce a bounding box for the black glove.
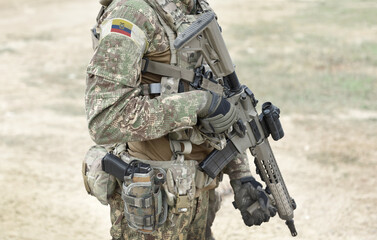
[197,91,237,134]
[231,177,277,226]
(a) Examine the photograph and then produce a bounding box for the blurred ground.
[0,0,376,239]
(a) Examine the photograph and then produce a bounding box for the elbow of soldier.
[87,120,115,145]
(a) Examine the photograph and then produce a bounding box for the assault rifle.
[174,12,297,236]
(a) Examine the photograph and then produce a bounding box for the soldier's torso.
[96,0,214,161]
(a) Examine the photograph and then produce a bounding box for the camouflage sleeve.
[223,152,253,180]
[85,0,208,145]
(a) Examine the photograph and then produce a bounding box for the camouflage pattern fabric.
[109,188,209,240]
[83,145,117,205]
[223,152,253,180]
[86,0,209,145]
[146,0,196,31]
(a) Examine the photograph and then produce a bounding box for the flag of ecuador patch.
[100,18,147,51]
[111,19,133,37]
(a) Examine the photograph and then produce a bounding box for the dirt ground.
[0,0,376,240]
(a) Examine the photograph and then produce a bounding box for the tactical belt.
[141,58,223,95]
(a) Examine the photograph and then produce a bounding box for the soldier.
[84,0,276,239]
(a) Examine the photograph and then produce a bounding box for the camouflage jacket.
[86,0,208,145]
[85,0,251,179]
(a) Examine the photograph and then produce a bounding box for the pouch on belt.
[82,145,117,205]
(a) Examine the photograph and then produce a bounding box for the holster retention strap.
[124,212,154,228]
[123,195,153,208]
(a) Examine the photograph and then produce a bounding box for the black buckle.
[141,58,149,74]
[191,65,217,90]
[191,66,205,89]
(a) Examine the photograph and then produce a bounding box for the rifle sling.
[141,58,222,95]
[142,58,194,81]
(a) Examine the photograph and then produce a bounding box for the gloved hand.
[197,91,237,134]
[230,176,277,226]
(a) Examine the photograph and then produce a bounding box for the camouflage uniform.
[85,0,252,239]
[86,0,207,145]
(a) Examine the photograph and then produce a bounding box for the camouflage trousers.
[109,189,217,240]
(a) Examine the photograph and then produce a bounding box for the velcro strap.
[152,189,163,218]
[240,176,262,189]
[176,195,190,210]
[124,211,154,227]
[124,195,153,208]
[200,78,223,95]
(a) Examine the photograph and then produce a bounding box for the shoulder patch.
[100,18,148,51]
[111,19,133,37]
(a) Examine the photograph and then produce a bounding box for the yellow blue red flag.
[111,19,133,37]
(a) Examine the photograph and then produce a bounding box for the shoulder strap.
[156,14,178,65]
